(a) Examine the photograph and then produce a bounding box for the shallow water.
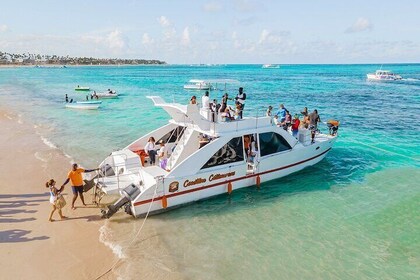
[1,64,419,279]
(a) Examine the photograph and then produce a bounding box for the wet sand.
[0,109,116,279]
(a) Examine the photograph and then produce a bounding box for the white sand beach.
[0,108,117,279]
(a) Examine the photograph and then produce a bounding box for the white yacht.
[367,70,402,81]
[97,96,338,218]
[183,79,213,90]
[262,64,280,69]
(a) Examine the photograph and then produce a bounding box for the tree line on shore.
[0,51,166,66]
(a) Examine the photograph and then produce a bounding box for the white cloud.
[181,27,191,46]
[203,1,222,12]
[157,16,171,27]
[233,0,259,12]
[258,29,270,44]
[107,29,128,52]
[142,33,154,45]
[345,18,373,33]
[0,24,8,32]
[80,29,129,55]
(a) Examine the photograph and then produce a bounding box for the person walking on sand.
[46,179,67,222]
[60,163,99,210]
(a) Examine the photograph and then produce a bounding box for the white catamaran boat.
[183,79,213,90]
[97,96,339,218]
[65,100,102,110]
[366,70,402,81]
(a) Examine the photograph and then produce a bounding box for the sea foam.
[99,223,125,259]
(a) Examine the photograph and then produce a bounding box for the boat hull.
[130,138,335,217]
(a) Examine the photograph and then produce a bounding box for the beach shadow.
[0,202,40,209]
[0,209,37,216]
[0,192,50,199]
[0,217,36,223]
[0,229,49,243]
[57,214,102,222]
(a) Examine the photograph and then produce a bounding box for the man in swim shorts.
[60,163,99,210]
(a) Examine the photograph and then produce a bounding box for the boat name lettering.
[208,172,236,181]
[183,178,206,188]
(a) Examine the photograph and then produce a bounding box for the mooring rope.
[94,184,159,280]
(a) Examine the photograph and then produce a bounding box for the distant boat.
[366,70,402,81]
[183,80,213,90]
[75,86,90,91]
[65,101,101,110]
[94,91,119,99]
[262,64,280,69]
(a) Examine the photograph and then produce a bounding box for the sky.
[0,0,419,64]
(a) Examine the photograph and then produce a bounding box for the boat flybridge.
[97,96,338,218]
[367,70,402,81]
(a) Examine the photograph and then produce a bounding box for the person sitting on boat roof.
[266,106,273,117]
[190,95,197,105]
[273,115,281,127]
[275,104,287,123]
[235,87,246,119]
[234,102,242,120]
[221,107,234,122]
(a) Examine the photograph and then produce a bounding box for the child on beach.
[46,179,67,222]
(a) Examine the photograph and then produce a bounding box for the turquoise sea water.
[1,64,419,279]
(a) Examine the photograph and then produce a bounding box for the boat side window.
[259,132,292,157]
[201,137,244,169]
[159,126,185,143]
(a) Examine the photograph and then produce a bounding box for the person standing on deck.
[275,104,287,123]
[219,93,230,113]
[201,91,210,120]
[309,109,321,144]
[60,163,99,210]
[235,87,246,119]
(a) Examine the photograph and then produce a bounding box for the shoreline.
[0,64,168,68]
[0,108,117,279]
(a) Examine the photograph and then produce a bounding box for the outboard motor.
[101,184,141,219]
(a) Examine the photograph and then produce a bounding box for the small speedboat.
[367,70,402,81]
[65,101,101,110]
[94,91,119,99]
[75,86,90,91]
